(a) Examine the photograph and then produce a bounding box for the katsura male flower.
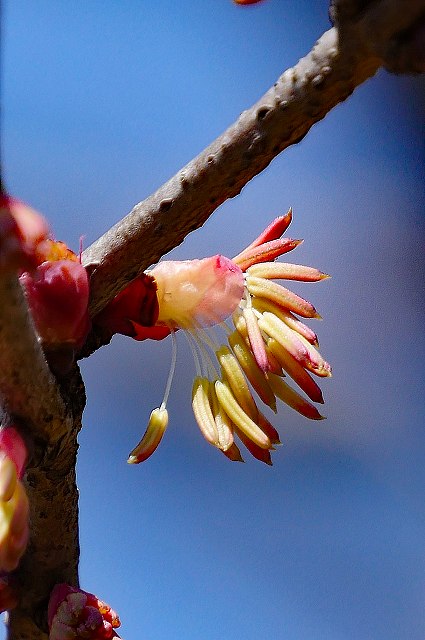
[96,209,331,464]
[48,583,121,640]
[101,210,331,464]
[0,427,29,574]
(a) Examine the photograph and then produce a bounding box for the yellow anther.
[215,380,271,450]
[128,407,169,464]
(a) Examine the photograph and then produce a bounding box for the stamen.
[218,320,233,336]
[160,330,177,410]
[187,329,218,380]
[184,331,203,378]
[243,284,252,309]
[242,307,269,372]
[196,325,220,353]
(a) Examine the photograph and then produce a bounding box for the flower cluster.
[0,427,29,577]
[48,584,122,640]
[96,210,331,464]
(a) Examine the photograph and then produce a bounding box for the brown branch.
[7,424,82,640]
[82,0,425,320]
[0,216,84,637]
[0,272,70,444]
[0,273,84,639]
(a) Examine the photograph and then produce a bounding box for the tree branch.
[7,426,81,640]
[0,270,84,639]
[0,272,70,444]
[82,0,425,319]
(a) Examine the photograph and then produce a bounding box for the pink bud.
[0,427,27,479]
[20,259,90,350]
[0,195,50,271]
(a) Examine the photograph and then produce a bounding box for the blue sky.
[2,1,425,639]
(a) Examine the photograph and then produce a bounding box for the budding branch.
[0,0,424,637]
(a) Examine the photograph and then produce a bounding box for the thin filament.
[184,331,202,378]
[160,330,177,410]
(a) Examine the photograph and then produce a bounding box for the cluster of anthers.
[95,209,331,465]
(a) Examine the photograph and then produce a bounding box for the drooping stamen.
[192,377,220,447]
[227,330,277,412]
[267,337,324,403]
[127,407,169,464]
[242,307,269,372]
[257,312,311,366]
[216,345,259,420]
[210,381,235,452]
[252,298,319,346]
[233,311,283,375]
[296,334,332,378]
[215,380,271,450]
[233,426,273,466]
[127,331,177,464]
[268,374,325,420]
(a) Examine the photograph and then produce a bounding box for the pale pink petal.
[150,255,244,329]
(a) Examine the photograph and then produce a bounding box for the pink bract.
[94,272,163,340]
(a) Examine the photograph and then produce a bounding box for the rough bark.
[7,429,81,640]
[0,272,70,443]
[0,239,85,639]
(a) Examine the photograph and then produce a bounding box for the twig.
[82,0,425,319]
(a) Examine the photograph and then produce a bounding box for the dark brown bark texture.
[1,1,424,637]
